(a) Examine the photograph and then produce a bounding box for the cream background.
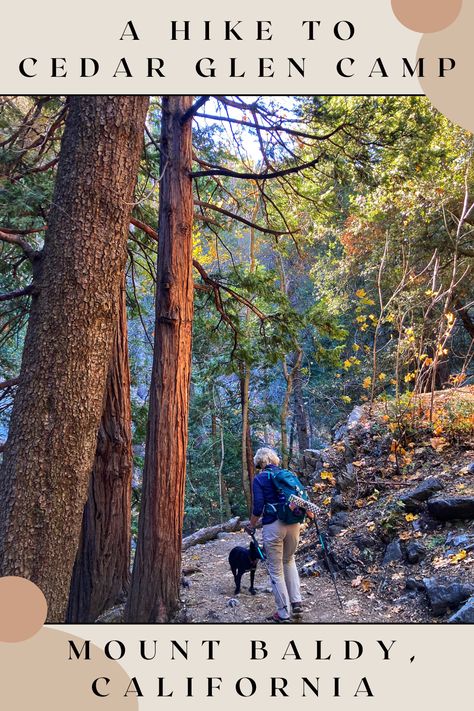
[30,623,469,710]
[1,0,426,93]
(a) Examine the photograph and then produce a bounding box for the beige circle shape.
[0,628,139,710]
[392,0,463,33]
[419,2,474,133]
[0,576,47,642]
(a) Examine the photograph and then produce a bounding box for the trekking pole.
[312,518,344,610]
[288,494,344,611]
[249,531,290,617]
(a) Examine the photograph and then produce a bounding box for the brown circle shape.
[392,0,463,33]
[0,576,47,642]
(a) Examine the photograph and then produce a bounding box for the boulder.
[347,405,364,429]
[382,540,403,566]
[352,533,376,551]
[448,597,474,624]
[406,541,426,564]
[399,477,445,512]
[302,449,323,477]
[337,463,356,491]
[427,497,474,521]
[445,532,474,553]
[330,511,349,527]
[423,576,474,616]
[328,525,344,537]
[406,578,426,592]
[333,424,348,442]
[330,494,348,513]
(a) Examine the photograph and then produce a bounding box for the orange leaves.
[429,436,449,452]
[321,471,336,485]
[450,549,467,565]
[351,575,373,593]
[433,549,471,569]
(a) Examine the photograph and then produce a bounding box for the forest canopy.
[0,95,472,623]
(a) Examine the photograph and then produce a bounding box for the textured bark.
[0,96,148,622]
[455,297,474,340]
[240,212,257,512]
[126,96,194,623]
[66,279,133,623]
[293,363,310,454]
[281,350,302,469]
[240,366,253,513]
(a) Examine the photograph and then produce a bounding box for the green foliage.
[1,95,472,535]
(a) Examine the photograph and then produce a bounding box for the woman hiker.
[245,446,313,623]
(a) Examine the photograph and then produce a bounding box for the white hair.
[254,447,280,469]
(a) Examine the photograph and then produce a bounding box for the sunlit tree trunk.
[126,96,194,623]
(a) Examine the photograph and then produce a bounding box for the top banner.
[0,0,467,96]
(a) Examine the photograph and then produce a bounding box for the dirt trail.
[181,531,420,624]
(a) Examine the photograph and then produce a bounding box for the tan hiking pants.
[262,519,302,619]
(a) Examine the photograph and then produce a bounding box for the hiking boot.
[266,611,290,623]
[291,602,304,618]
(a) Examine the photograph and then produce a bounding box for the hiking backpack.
[265,467,309,524]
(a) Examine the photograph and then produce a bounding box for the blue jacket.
[252,464,280,525]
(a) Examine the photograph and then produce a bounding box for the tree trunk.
[281,350,303,469]
[239,208,257,512]
[293,363,310,454]
[66,278,133,623]
[454,297,474,339]
[240,365,253,513]
[0,96,148,622]
[126,96,194,623]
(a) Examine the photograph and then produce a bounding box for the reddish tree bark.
[67,279,133,623]
[126,95,194,623]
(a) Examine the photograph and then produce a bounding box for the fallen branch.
[182,516,241,550]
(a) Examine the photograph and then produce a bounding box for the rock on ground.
[448,596,474,623]
[427,497,474,521]
[423,576,474,616]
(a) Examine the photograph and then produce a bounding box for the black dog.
[228,541,259,595]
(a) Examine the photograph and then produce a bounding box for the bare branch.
[192,259,266,321]
[194,200,297,236]
[0,285,33,302]
[181,96,210,124]
[191,156,321,181]
[0,230,37,260]
[0,377,19,390]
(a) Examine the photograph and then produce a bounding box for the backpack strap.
[265,468,280,514]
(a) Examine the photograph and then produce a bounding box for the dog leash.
[249,531,290,617]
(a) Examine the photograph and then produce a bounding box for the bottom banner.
[0,623,469,709]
